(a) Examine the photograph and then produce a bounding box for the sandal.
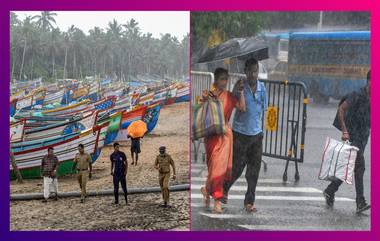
[200,187,210,208]
[245,204,257,213]
[212,200,223,214]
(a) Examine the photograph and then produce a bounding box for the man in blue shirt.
[110,142,128,205]
[223,58,267,213]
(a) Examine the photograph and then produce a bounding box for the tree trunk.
[52,51,55,80]
[94,56,97,77]
[63,45,68,79]
[30,55,34,80]
[11,49,16,81]
[103,56,106,77]
[52,43,56,80]
[19,39,27,80]
[73,50,77,78]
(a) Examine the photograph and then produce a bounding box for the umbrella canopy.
[197,36,269,64]
[127,120,147,138]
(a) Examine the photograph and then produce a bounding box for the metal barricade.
[191,71,214,163]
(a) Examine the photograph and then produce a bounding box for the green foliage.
[10,12,189,82]
[191,12,370,52]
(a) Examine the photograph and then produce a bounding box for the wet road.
[191,102,371,231]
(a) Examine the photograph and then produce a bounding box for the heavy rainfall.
[191,12,370,231]
[10,11,190,231]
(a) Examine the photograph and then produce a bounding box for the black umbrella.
[197,36,269,64]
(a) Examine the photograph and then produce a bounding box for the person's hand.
[89,172,92,179]
[51,170,56,177]
[236,79,245,92]
[172,174,176,181]
[342,132,350,141]
[202,90,209,100]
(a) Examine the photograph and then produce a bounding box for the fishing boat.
[120,105,148,129]
[44,89,65,105]
[17,111,98,142]
[144,104,161,133]
[10,120,25,143]
[152,87,169,106]
[138,92,155,106]
[174,83,190,103]
[164,84,178,105]
[114,104,161,142]
[10,122,110,180]
[43,96,115,117]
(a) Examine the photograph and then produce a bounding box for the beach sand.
[10,102,190,231]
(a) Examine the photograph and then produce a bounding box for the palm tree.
[89,27,106,77]
[10,14,191,82]
[123,19,141,79]
[50,28,60,79]
[32,11,57,31]
[63,30,71,79]
[19,16,34,80]
[107,19,122,77]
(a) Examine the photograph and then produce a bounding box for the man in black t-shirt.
[110,142,128,205]
[324,70,370,214]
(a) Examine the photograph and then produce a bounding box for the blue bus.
[288,31,370,103]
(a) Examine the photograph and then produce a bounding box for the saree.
[204,90,237,200]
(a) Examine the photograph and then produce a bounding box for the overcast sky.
[12,11,190,39]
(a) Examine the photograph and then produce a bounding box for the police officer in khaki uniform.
[72,144,92,203]
[155,146,176,207]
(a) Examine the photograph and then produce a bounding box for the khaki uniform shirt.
[155,154,174,173]
[75,153,91,170]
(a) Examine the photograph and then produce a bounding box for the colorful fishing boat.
[44,89,65,105]
[114,104,161,142]
[152,87,169,106]
[138,92,155,106]
[165,85,178,105]
[10,122,109,180]
[120,105,147,129]
[144,104,161,133]
[174,83,190,103]
[19,111,98,142]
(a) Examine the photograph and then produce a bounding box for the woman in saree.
[200,67,246,213]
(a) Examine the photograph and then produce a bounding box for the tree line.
[11,11,190,83]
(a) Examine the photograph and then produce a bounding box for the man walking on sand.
[110,142,129,205]
[128,135,142,166]
[72,144,92,203]
[41,147,59,203]
[155,146,176,208]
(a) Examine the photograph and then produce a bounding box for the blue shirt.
[232,80,268,136]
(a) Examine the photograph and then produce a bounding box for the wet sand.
[10,102,190,231]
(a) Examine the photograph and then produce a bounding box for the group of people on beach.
[40,137,176,208]
[200,58,371,215]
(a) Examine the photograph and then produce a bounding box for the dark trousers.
[325,149,366,204]
[113,174,128,203]
[224,131,263,205]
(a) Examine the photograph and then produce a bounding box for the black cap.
[159,146,166,151]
